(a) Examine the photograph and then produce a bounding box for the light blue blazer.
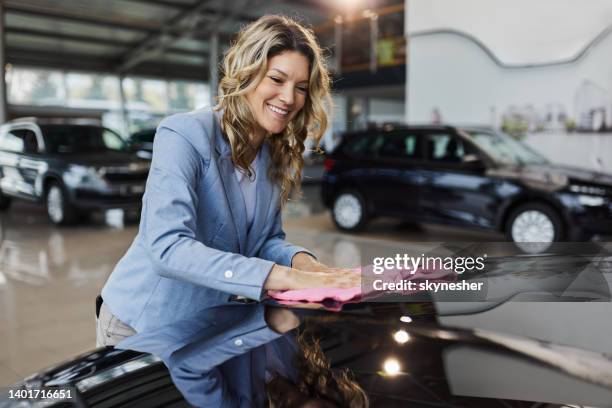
[117,305,298,407]
[101,107,311,332]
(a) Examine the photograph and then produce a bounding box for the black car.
[322,125,612,245]
[0,118,149,225]
[2,301,611,407]
[125,128,156,160]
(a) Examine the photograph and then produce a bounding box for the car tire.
[331,189,368,232]
[505,203,564,248]
[45,181,78,225]
[0,189,12,211]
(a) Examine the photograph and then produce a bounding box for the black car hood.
[489,162,612,191]
[7,298,612,408]
[527,163,612,186]
[62,151,148,167]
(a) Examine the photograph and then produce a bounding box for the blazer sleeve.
[141,115,275,300]
[257,205,316,267]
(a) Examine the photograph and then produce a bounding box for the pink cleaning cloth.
[267,267,362,304]
[267,264,458,307]
[268,286,361,303]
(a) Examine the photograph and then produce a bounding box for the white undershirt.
[233,151,260,229]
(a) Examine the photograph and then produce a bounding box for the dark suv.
[322,125,612,245]
[0,118,150,225]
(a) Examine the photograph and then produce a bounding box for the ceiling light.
[383,358,401,376]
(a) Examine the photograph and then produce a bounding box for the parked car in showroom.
[1,301,611,407]
[0,118,149,225]
[125,128,156,159]
[322,125,612,245]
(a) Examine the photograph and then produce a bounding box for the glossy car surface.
[0,119,150,224]
[1,300,611,407]
[321,126,612,244]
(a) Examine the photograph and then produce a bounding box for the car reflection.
[3,302,611,407]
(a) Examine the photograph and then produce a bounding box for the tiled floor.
[1,190,611,386]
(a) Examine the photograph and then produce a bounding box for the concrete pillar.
[209,32,219,106]
[0,3,7,123]
[334,17,343,74]
[369,14,378,73]
[118,76,130,135]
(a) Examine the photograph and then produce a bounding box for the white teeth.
[268,104,288,115]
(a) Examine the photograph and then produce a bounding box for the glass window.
[66,73,121,105]
[8,68,64,105]
[0,129,25,152]
[377,11,406,67]
[342,134,373,156]
[426,134,472,163]
[16,129,39,154]
[464,130,548,165]
[377,134,420,159]
[41,125,125,154]
[123,78,167,112]
[341,19,371,70]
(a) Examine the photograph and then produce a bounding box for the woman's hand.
[291,252,357,274]
[264,264,360,291]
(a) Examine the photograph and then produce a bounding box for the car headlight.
[569,184,606,195]
[577,194,606,207]
[64,165,107,189]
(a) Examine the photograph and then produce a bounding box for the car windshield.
[462,129,548,166]
[42,125,126,154]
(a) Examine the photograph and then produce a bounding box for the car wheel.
[332,190,368,231]
[506,203,564,251]
[0,189,12,211]
[46,182,77,225]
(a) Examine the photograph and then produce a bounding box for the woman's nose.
[279,85,294,106]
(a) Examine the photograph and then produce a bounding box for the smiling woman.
[218,15,331,202]
[98,14,360,357]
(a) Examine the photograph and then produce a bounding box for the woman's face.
[246,50,310,138]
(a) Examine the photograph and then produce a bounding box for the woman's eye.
[270,77,282,83]
[297,86,308,93]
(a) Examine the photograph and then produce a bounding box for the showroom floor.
[1,186,609,386]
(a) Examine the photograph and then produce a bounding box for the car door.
[13,127,46,199]
[364,131,425,217]
[420,132,499,228]
[0,127,27,197]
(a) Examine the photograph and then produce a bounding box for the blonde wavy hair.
[216,15,332,204]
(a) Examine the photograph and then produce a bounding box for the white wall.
[406,0,612,172]
[523,132,612,172]
[406,30,612,126]
[407,0,612,65]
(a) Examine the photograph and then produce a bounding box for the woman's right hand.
[263,264,360,291]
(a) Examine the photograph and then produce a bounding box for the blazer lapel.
[212,115,247,254]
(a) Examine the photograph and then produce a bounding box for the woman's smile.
[246,50,310,137]
[267,103,290,117]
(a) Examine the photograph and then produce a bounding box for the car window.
[18,129,39,153]
[377,133,420,159]
[464,129,548,165]
[341,134,372,156]
[41,125,126,154]
[426,133,473,163]
[0,128,37,153]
